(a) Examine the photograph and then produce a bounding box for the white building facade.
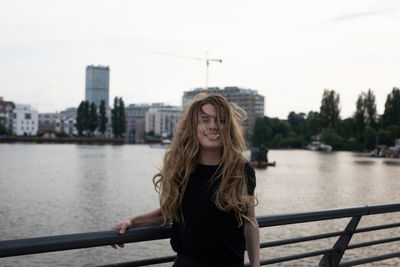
[39,109,79,136]
[125,104,150,143]
[38,112,60,133]
[12,104,38,136]
[145,105,182,138]
[55,117,78,135]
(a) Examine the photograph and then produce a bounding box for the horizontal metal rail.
[347,236,400,250]
[354,222,400,233]
[258,248,336,266]
[0,225,172,258]
[256,202,400,227]
[1,203,400,266]
[96,255,176,267]
[339,252,400,267]
[260,230,345,248]
[261,221,400,249]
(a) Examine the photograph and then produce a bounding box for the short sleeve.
[244,162,256,195]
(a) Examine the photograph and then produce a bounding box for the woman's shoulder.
[244,161,254,171]
[244,161,256,195]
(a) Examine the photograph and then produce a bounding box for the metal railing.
[1,203,400,266]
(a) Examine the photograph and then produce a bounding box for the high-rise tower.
[85,65,110,107]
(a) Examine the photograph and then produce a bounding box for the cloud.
[332,8,396,22]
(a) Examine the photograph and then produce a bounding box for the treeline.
[251,87,400,151]
[76,97,126,137]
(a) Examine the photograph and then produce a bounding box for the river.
[1,144,400,266]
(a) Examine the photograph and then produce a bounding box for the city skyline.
[1,0,399,119]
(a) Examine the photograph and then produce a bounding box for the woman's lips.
[204,132,220,139]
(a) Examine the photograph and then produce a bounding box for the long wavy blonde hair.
[153,93,256,226]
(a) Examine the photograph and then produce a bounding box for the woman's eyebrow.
[200,112,215,118]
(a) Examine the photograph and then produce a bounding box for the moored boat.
[250,145,276,168]
[306,141,332,152]
[150,139,171,148]
[250,160,276,169]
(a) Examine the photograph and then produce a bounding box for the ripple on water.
[1,145,400,266]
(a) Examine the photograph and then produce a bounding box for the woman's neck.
[198,148,222,165]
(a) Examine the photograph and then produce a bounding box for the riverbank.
[0,136,125,145]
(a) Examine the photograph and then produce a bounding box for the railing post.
[319,216,361,267]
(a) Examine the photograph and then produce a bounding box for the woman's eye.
[220,118,226,124]
[201,117,210,123]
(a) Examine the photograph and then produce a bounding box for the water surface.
[1,144,399,266]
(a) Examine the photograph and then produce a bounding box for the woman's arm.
[244,205,260,267]
[109,208,165,248]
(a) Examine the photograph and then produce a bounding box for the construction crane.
[152,51,222,91]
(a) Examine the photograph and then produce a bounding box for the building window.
[25,113,31,119]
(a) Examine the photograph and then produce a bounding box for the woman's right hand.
[108,208,164,249]
[109,217,135,249]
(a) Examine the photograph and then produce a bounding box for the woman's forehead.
[199,103,225,117]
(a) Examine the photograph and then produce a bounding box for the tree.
[354,89,377,137]
[354,94,366,138]
[145,130,156,137]
[112,97,119,137]
[382,87,400,127]
[76,101,85,136]
[364,89,377,128]
[320,89,340,130]
[0,122,6,135]
[111,97,126,138]
[118,97,126,136]
[377,128,391,146]
[339,117,357,140]
[76,101,93,136]
[364,127,377,150]
[88,102,98,135]
[99,100,108,136]
[320,128,344,150]
[252,117,273,146]
[270,118,291,138]
[83,101,90,133]
[305,111,321,137]
[288,111,306,136]
[382,125,400,146]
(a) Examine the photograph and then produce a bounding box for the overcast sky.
[1,0,399,119]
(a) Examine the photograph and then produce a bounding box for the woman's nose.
[208,118,218,129]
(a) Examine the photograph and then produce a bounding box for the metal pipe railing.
[259,248,336,266]
[346,236,400,250]
[0,225,171,258]
[260,230,345,248]
[354,222,400,233]
[339,252,400,267]
[96,255,176,267]
[256,203,400,227]
[1,203,400,266]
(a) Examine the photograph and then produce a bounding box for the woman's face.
[197,104,225,152]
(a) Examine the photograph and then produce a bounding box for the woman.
[111,94,260,267]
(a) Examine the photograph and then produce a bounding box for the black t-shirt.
[170,162,256,267]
